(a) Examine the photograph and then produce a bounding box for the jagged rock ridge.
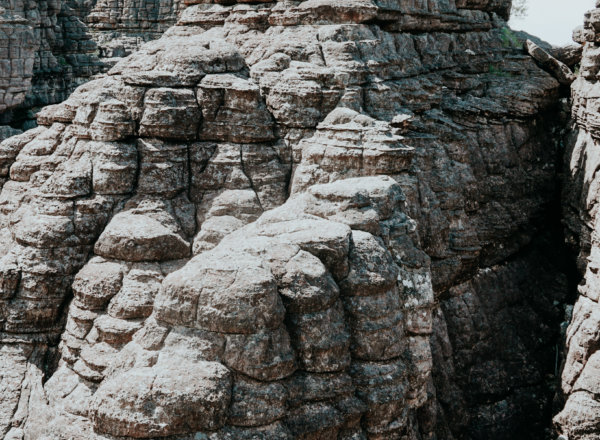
[0,0,576,439]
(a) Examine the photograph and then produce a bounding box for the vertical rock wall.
[556,2,600,438]
[67,0,184,64]
[0,0,102,138]
[0,8,35,116]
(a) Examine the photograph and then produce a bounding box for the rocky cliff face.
[68,0,184,63]
[0,0,202,138]
[0,0,102,138]
[555,2,600,438]
[0,1,580,439]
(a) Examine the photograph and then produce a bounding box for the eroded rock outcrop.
[0,0,574,439]
[555,2,600,438]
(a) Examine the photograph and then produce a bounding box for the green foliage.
[500,27,520,49]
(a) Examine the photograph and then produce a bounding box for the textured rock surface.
[526,39,576,86]
[69,0,185,66]
[0,0,581,439]
[0,7,35,115]
[0,0,103,133]
[556,2,600,439]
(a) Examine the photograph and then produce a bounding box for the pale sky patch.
[509,0,595,46]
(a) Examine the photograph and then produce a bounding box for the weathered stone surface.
[71,257,125,310]
[0,1,103,130]
[94,208,191,262]
[556,8,600,438]
[0,0,581,439]
[223,327,296,380]
[90,360,232,437]
[526,39,576,85]
[156,252,285,333]
[139,88,201,140]
[198,73,275,143]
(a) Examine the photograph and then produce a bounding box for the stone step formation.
[0,0,595,439]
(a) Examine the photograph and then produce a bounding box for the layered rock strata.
[0,0,102,137]
[65,0,514,68]
[68,0,185,65]
[0,0,573,439]
[0,8,35,116]
[555,2,600,438]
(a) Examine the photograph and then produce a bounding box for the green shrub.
[500,27,520,49]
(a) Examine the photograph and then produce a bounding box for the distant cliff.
[0,0,102,138]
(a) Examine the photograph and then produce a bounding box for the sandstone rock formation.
[0,0,583,439]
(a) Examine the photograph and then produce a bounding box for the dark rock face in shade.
[0,1,104,137]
